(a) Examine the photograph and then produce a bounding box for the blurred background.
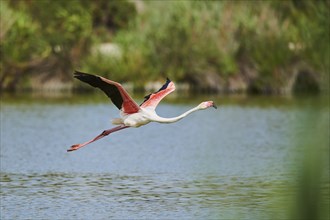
[0,0,329,93]
[0,1,329,219]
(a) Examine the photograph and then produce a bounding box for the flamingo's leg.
[67,125,129,152]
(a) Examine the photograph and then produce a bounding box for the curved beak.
[213,103,217,109]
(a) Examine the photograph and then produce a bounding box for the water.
[1,94,329,219]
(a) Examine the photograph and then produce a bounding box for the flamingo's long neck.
[154,106,201,123]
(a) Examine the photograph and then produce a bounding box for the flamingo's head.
[199,101,217,110]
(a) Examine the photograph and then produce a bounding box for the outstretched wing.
[140,78,176,109]
[74,71,140,114]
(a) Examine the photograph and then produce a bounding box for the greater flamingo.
[67,71,217,152]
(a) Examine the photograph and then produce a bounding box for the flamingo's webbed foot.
[67,144,80,152]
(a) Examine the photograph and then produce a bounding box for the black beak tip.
[213,104,217,109]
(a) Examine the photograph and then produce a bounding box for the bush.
[0,1,48,90]
[1,0,139,90]
[1,0,328,92]
[102,1,239,83]
[0,0,93,90]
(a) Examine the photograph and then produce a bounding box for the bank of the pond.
[2,66,325,96]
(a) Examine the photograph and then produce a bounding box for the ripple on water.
[1,172,297,219]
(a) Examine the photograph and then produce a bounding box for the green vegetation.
[0,0,329,93]
[0,0,92,90]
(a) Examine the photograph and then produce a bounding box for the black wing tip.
[73,71,103,82]
[140,77,170,104]
[73,70,85,79]
[73,70,104,88]
[74,70,85,75]
[73,70,92,78]
[157,77,172,92]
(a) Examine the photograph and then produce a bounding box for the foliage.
[100,1,239,83]
[0,0,47,89]
[235,2,298,91]
[0,0,136,90]
[94,0,328,92]
[1,1,46,62]
[90,0,137,34]
[26,0,91,50]
[0,0,328,92]
[271,0,330,90]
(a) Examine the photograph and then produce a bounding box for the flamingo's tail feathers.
[112,118,123,125]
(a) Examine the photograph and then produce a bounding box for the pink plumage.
[68,71,216,152]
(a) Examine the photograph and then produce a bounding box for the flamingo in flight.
[67,71,217,152]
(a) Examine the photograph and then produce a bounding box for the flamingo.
[67,71,217,152]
